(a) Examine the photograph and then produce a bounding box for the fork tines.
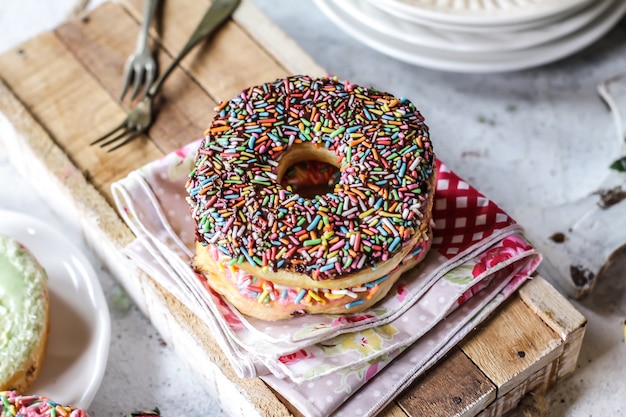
[90,122,143,152]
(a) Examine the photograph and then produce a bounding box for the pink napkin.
[111,140,540,417]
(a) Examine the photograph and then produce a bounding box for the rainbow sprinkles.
[204,238,431,310]
[186,75,436,319]
[0,391,88,417]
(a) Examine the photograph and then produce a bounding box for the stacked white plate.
[313,0,626,73]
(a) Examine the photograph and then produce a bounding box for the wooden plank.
[397,348,496,417]
[478,360,555,417]
[230,0,325,77]
[54,2,216,155]
[518,276,587,384]
[459,296,563,397]
[518,277,587,341]
[379,403,410,417]
[121,0,294,102]
[0,32,162,199]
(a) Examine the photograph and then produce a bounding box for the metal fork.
[92,0,241,152]
[120,0,160,101]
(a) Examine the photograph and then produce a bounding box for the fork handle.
[136,0,159,53]
[146,0,241,98]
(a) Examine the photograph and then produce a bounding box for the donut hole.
[280,161,340,198]
[277,144,340,199]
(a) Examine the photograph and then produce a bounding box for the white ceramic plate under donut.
[0,209,110,409]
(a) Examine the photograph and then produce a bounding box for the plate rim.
[314,0,626,73]
[0,208,110,409]
[375,0,595,26]
[344,0,616,53]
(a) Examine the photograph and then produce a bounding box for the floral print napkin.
[111,140,541,417]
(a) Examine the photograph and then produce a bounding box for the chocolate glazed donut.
[187,75,436,320]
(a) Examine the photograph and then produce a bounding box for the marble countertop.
[1,0,625,416]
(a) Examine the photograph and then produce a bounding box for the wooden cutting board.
[0,1,586,416]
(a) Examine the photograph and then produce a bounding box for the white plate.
[314,0,626,73]
[0,209,110,409]
[367,0,594,33]
[376,0,594,26]
[347,0,615,53]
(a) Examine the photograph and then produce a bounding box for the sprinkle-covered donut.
[0,391,87,417]
[187,75,436,320]
[0,391,161,417]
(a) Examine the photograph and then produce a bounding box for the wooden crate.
[0,1,586,416]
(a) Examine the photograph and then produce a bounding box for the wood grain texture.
[0,79,129,247]
[122,0,295,102]
[459,296,563,397]
[518,277,587,383]
[518,277,586,340]
[55,3,216,155]
[0,31,162,199]
[479,362,555,417]
[230,0,325,77]
[397,348,496,417]
[0,1,585,416]
[378,403,411,417]
[122,0,326,81]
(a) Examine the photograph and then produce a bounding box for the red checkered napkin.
[433,160,515,258]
